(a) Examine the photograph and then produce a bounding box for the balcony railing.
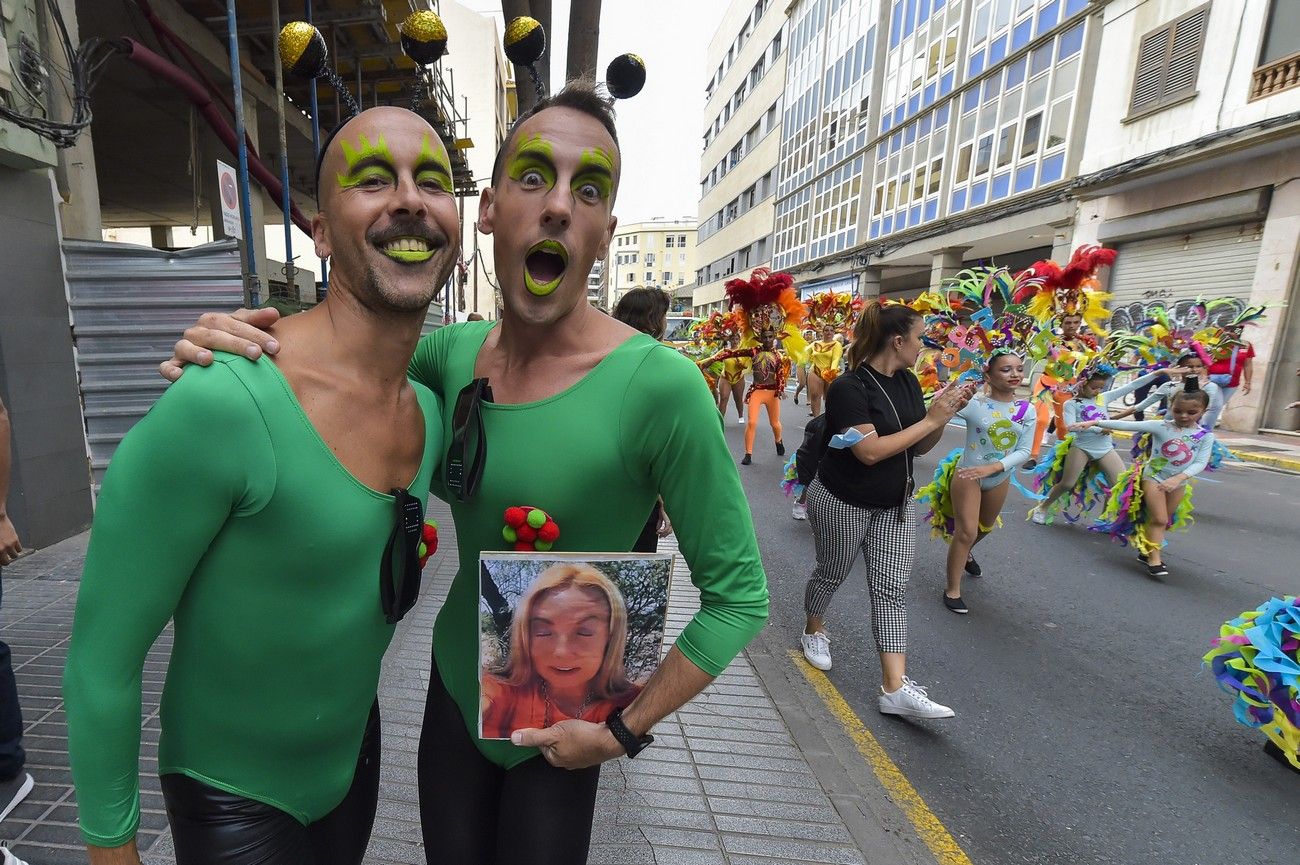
[1250,50,1300,101]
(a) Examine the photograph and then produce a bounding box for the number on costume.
[988,419,1017,451]
[1161,438,1193,464]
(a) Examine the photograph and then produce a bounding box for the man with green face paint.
[65,106,459,865]
[162,82,769,865]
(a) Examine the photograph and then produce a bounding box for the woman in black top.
[799,302,973,719]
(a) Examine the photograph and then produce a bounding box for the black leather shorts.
[161,700,380,865]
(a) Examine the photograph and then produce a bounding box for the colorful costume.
[1013,245,1116,457]
[1204,596,1300,770]
[704,269,808,459]
[1088,418,1216,553]
[918,396,1036,540]
[803,291,853,383]
[65,355,442,845]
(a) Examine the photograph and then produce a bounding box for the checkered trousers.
[803,477,915,655]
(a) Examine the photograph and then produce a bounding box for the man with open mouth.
[160,81,769,865]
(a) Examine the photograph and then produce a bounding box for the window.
[1252,0,1300,99]
[1128,4,1209,119]
[666,235,675,248]
[1020,112,1042,158]
[663,272,673,283]
[645,272,653,282]
[678,234,687,245]
[626,273,634,284]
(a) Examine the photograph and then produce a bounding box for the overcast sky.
[459,0,725,224]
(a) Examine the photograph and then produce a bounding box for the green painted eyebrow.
[414,134,453,194]
[335,133,394,189]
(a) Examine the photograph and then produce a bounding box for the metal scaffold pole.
[224,0,259,305]
[270,0,296,297]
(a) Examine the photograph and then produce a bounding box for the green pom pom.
[534,540,553,552]
[418,541,428,558]
[526,509,547,529]
[503,526,517,543]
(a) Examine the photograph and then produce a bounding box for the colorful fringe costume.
[1087,458,1195,554]
[1029,435,1109,523]
[1203,596,1300,769]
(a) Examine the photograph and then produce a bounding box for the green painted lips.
[524,240,569,296]
[379,236,436,263]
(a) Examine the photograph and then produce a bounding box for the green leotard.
[64,354,441,846]
[408,321,769,769]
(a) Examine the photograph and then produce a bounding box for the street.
[736,412,1300,865]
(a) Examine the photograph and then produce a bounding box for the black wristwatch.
[606,708,654,758]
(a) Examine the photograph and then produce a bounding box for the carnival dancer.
[1029,362,1191,525]
[1082,380,1218,578]
[919,349,1036,615]
[793,327,814,407]
[702,311,748,424]
[1122,353,1222,423]
[680,327,721,404]
[1191,302,1269,429]
[700,269,809,466]
[1013,246,1114,462]
[804,292,853,417]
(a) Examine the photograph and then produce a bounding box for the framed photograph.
[477,552,674,740]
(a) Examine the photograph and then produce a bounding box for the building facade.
[691,0,787,315]
[608,219,698,310]
[1069,0,1300,433]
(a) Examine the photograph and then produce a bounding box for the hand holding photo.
[478,553,673,740]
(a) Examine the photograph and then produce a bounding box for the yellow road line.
[788,650,974,865]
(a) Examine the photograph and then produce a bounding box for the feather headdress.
[1013,244,1116,334]
[805,291,855,332]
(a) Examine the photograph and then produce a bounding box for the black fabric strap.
[606,708,653,758]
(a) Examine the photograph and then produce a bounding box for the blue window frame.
[937,102,951,125]
[924,198,938,221]
[905,123,917,144]
[988,35,1008,65]
[920,113,933,135]
[971,181,988,206]
[1012,18,1033,51]
[940,70,956,96]
[871,219,881,238]
[908,93,921,117]
[895,103,906,125]
[1065,0,1087,15]
[992,172,1011,199]
[891,131,903,152]
[951,188,967,212]
[963,88,980,113]
[1057,23,1083,60]
[924,83,937,108]
[1006,56,1027,89]
[1014,164,1036,192]
[1040,152,1065,184]
[1037,1,1059,36]
[968,50,985,77]
[883,214,894,233]
[1030,43,1052,76]
[909,205,921,226]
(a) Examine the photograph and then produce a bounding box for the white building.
[608,218,698,310]
[691,0,787,315]
[1069,0,1299,433]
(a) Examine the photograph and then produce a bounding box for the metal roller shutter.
[1106,225,1262,332]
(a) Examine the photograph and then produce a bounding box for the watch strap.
[606,707,653,758]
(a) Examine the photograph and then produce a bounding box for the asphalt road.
[731,407,1300,865]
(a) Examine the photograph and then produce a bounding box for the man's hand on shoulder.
[159,308,282,382]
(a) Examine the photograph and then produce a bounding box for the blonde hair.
[496,563,635,699]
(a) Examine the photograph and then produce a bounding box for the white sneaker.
[878,677,954,719]
[1030,506,1048,525]
[800,631,832,670]
[0,772,32,823]
[792,501,808,520]
[1,845,31,865]
[737,416,745,424]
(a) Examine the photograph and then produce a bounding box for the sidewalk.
[0,500,876,865]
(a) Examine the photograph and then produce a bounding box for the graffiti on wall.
[1107,297,1245,333]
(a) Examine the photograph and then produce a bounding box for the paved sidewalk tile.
[0,502,868,865]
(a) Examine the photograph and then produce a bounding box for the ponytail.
[1174,376,1210,409]
[846,302,920,369]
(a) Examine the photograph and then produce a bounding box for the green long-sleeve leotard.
[408,321,770,769]
[64,354,441,847]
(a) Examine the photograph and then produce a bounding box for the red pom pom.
[422,522,438,543]
[504,507,527,527]
[538,521,560,542]
[513,541,535,552]
[516,525,538,543]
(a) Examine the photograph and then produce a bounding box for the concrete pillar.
[49,0,102,240]
[150,226,171,249]
[1050,220,1075,264]
[929,247,969,291]
[857,266,882,299]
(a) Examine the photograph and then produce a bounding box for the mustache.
[368,219,446,247]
